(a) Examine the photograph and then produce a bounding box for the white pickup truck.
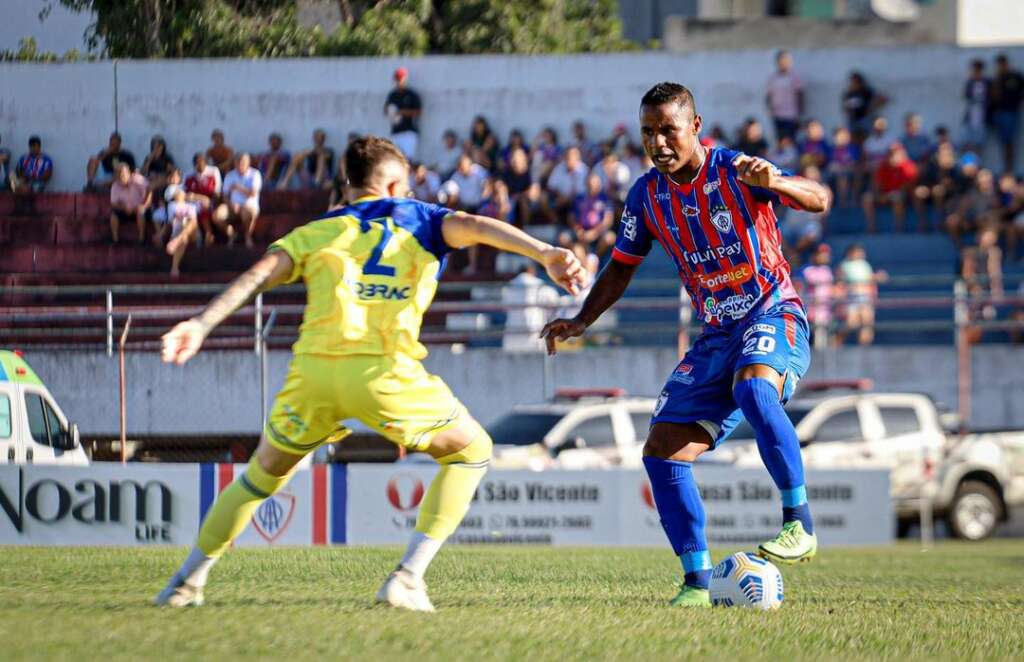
[487,386,1024,540]
[0,350,88,465]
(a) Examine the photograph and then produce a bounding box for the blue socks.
[643,456,712,589]
[733,377,814,534]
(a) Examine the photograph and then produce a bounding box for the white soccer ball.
[709,551,784,610]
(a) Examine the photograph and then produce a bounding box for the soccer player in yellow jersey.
[155,136,586,611]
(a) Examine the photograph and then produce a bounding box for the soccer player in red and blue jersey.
[542,82,831,607]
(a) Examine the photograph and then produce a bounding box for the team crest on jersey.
[711,208,733,234]
[669,363,695,385]
[622,210,638,241]
[251,492,296,543]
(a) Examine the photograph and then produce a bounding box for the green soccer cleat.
[669,585,711,608]
[757,520,818,565]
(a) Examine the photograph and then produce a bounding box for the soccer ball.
[709,552,784,610]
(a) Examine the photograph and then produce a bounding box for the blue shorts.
[652,303,811,448]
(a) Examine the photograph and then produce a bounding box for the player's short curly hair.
[641,82,697,115]
[345,135,409,188]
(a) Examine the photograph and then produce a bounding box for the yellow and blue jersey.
[269,196,454,360]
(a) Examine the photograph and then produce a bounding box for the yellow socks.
[196,456,296,558]
[414,432,492,541]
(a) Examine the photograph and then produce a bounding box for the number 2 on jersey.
[363,217,397,277]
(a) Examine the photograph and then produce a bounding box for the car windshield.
[727,406,812,441]
[487,412,564,446]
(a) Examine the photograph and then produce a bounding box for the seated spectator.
[546,146,589,222]
[278,129,333,190]
[862,142,918,233]
[571,120,600,166]
[327,170,346,210]
[946,167,1001,246]
[961,225,1004,342]
[222,153,262,248]
[560,173,615,257]
[621,143,649,185]
[798,120,830,170]
[836,244,887,345]
[781,165,829,262]
[0,134,11,192]
[443,154,489,212]
[86,132,136,192]
[702,124,728,150]
[842,71,887,140]
[109,162,151,244]
[900,113,934,165]
[799,244,836,344]
[1010,281,1024,345]
[862,116,892,168]
[1006,174,1024,261]
[934,125,954,152]
[257,133,291,189]
[595,150,632,206]
[478,178,512,223]
[827,127,860,207]
[608,122,631,155]
[502,148,539,226]
[435,129,462,180]
[530,127,561,183]
[161,184,201,278]
[141,135,176,192]
[500,129,529,172]
[12,135,53,193]
[185,152,223,244]
[769,135,800,174]
[735,119,768,156]
[913,143,966,231]
[206,129,235,175]
[468,116,499,171]
[410,162,441,203]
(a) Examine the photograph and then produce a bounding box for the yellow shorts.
[264,353,466,455]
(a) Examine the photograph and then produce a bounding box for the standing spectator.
[862,116,893,169]
[735,119,768,157]
[836,244,887,346]
[500,130,529,172]
[862,142,918,233]
[842,72,886,141]
[945,168,1001,246]
[385,66,422,160]
[85,132,136,192]
[799,244,835,345]
[222,154,262,248]
[595,150,632,206]
[141,135,176,192]
[435,129,462,180]
[768,135,800,175]
[560,173,615,257]
[410,162,441,203]
[963,59,991,154]
[0,134,11,192]
[444,154,489,212]
[780,165,829,262]
[257,133,291,189]
[828,127,860,206]
[468,116,499,171]
[799,120,831,169]
[900,113,934,165]
[991,54,1024,173]
[12,136,53,194]
[546,146,589,222]
[161,185,200,279]
[530,127,561,183]
[108,162,151,244]
[765,49,804,142]
[278,129,334,190]
[185,153,222,245]
[571,120,600,166]
[205,129,235,176]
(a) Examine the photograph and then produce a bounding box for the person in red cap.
[385,66,422,160]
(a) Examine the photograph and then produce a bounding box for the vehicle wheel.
[948,481,1002,541]
[896,518,915,538]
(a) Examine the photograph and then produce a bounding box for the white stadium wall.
[2,44,1024,192]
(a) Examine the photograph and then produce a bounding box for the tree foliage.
[47,0,636,58]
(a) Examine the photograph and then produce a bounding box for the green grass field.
[2,542,1022,660]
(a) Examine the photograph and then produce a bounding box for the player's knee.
[732,377,782,420]
[438,429,492,466]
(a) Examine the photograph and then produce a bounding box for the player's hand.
[733,155,779,189]
[161,319,208,365]
[540,317,587,355]
[541,247,587,296]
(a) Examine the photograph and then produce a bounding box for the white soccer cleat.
[154,576,205,608]
[375,569,436,612]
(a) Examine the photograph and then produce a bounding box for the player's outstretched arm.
[540,259,638,355]
[733,154,832,213]
[161,250,294,365]
[441,212,587,295]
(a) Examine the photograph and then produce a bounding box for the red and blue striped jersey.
[611,146,804,330]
